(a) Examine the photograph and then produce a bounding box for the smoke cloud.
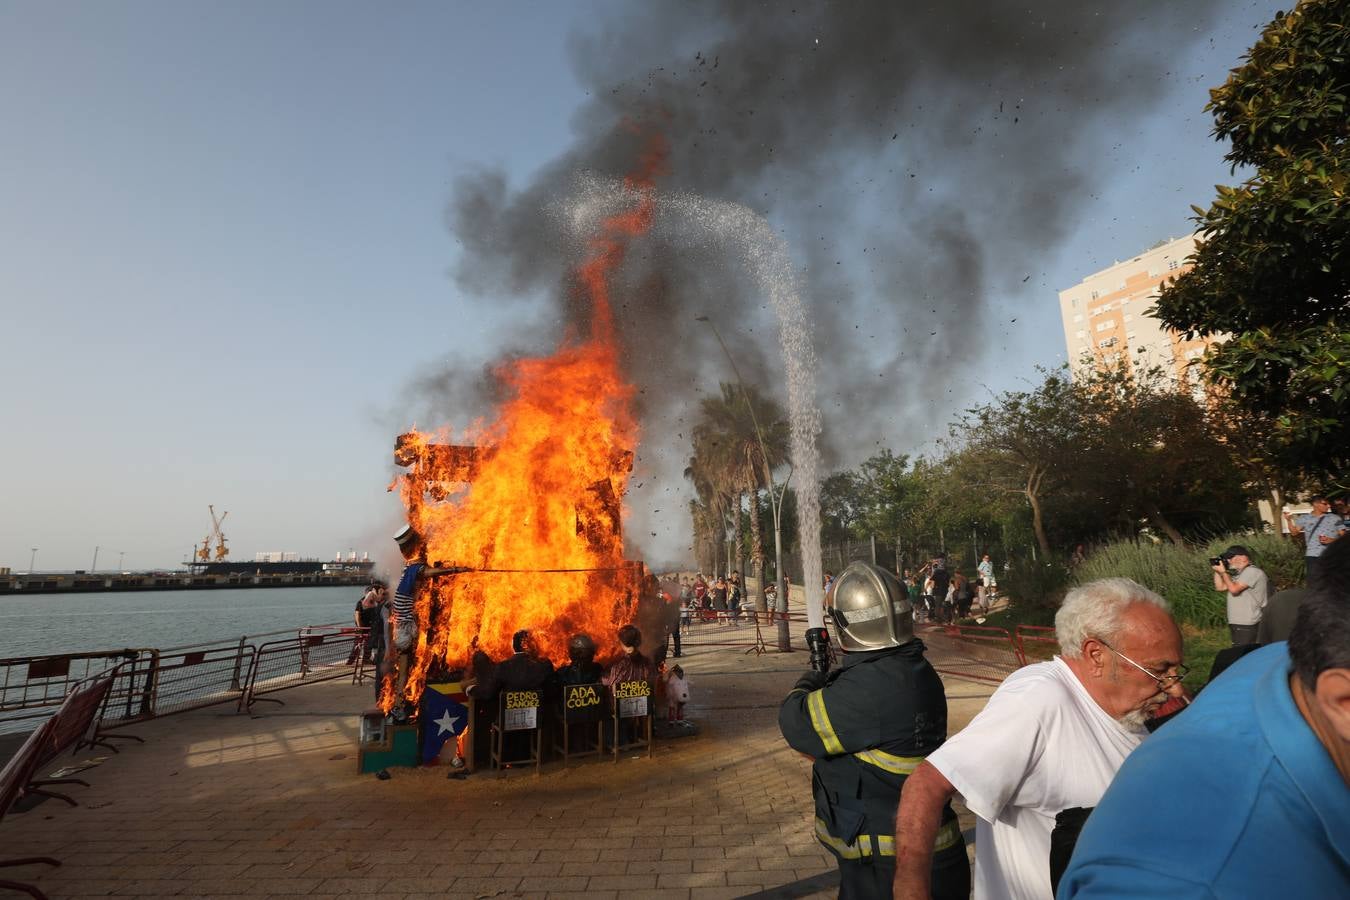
[410,1,1226,566]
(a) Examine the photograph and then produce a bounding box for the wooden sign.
[563,683,605,722]
[614,680,651,719]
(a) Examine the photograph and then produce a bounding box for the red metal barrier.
[914,623,1024,685]
[1014,625,1058,666]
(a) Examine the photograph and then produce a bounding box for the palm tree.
[692,382,789,608]
[683,450,735,574]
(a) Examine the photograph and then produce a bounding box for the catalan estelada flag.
[420,681,469,763]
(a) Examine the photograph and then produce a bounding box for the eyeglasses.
[1097,639,1189,692]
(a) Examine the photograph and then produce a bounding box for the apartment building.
[1058,234,1215,388]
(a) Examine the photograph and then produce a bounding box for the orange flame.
[382,130,669,713]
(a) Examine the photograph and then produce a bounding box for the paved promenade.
[4,644,994,899]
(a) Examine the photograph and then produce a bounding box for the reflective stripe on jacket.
[778,640,966,869]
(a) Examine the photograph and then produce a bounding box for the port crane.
[196,505,229,562]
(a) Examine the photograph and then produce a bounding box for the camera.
[1209,557,1223,567]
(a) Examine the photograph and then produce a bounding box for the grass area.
[1179,624,1231,693]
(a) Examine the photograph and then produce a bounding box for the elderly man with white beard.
[892,578,1187,900]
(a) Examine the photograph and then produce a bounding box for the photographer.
[1211,545,1268,646]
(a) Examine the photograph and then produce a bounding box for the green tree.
[1153,0,1350,480]
[957,368,1091,558]
[1077,363,1251,543]
[851,449,917,542]
[819,471,864,545]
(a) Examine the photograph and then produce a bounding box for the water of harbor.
[0,586,365,659]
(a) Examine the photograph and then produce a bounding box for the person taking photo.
[1212,544,1269,646]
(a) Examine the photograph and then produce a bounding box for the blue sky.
[0,2,1281,573]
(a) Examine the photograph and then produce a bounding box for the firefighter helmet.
[829,561,914,652]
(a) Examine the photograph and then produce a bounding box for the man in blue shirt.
[1284,494,1346,588]
[1059,536,1350,897]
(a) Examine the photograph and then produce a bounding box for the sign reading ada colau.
[563,683,605,722]
[502,689,540,731]
[614,680,650,719]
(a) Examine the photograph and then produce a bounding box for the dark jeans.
[1306,556,1324,590]
[1229,623,1259,646]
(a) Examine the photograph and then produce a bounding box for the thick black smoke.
[414,1,1226,565]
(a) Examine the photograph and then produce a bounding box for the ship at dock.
[0,504,379,595]
[176,505,377,588]
[0,553,378,595]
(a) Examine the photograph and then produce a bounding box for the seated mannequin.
[601,624,653,687]
[554,633,604,686]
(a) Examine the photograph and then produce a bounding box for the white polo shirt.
[925,657,1146,900]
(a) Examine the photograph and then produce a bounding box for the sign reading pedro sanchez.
[563,683,605,722]
[502,689,540,731]
[613,680,651,718]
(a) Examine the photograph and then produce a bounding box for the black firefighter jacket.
[778,639,965,868]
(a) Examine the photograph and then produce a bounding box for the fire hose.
[431,565,637,574]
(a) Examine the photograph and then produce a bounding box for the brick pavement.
[3,643,994,899]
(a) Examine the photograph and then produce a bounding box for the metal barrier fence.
[1014,625,1059,666]
[238,626,367,713]
[915,623,1024,684]
[1,622,364,737]
[0,650,142,735]
[674,607,771,656]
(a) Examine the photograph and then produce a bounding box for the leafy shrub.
[1000,556,1072,613]
[1073,540,1223,628]
[1071,532,1304,629]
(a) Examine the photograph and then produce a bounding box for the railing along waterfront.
[238,625,369,712]
[0,650,146,736]
[0,622,366,737]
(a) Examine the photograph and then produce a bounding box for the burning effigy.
[378,134,669,723]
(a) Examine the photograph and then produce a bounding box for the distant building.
[1057,234,1218,392]
[254,551,301,563]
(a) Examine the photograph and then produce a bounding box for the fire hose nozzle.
[806,627,831,674]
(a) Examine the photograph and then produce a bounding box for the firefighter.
[779,561,969,900]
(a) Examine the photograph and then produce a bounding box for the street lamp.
[118,551,125,572]
[695,314,792,651]
[91,546,100,573]
[29,547,37,574]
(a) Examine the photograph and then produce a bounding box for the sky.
[0,1,1284,574]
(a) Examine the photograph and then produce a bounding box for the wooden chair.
[488,689,542,777]
[551,682,606,765]
[609,679,654,762]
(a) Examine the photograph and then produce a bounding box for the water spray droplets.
[564,179,827,627]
